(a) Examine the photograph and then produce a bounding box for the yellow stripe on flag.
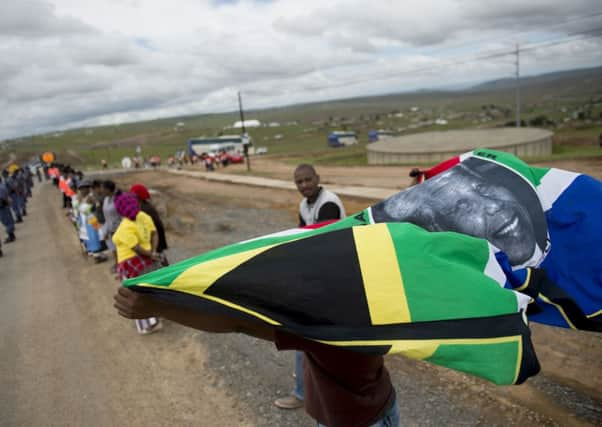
[353,224,411,324]
[150,245,282,325]
[315,335,523,384]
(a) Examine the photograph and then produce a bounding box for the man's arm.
[113,287,275,341]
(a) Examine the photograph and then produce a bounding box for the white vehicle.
[188,135,250,157]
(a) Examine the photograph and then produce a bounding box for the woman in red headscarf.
[129,183,169,266]
[112,192,161,334]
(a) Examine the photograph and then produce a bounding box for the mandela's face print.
[371,158,547,266]
[432,174,535,263]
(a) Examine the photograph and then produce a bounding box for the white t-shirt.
[299,188,346,226]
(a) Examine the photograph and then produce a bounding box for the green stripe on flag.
[426,339,521,385]
[472,148,550,186]
[387,223,518,321]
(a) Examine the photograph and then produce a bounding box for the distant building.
[233,119,261,129]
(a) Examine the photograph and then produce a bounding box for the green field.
[2,67,601,169]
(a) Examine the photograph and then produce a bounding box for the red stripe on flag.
[424,156,461,179]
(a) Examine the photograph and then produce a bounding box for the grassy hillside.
[2,67,601,169]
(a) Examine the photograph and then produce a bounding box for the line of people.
[48,165,169,335]
[0,165,35,257]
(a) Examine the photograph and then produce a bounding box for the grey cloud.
[274,0,602,49]
[0,0,95,38]
[62,35,144,67]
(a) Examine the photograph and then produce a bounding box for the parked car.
[227,153,245,164]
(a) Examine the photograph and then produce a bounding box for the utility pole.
[238,91,251,171]
[515,44,521,128]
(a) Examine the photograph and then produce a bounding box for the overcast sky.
[1,0,601,140]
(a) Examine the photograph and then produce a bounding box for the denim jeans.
[316,390,399,427]
[292,351,304,400]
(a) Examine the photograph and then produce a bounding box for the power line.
[422,11,602,56]
[297,30,602,92]
[242,24,602,99]
[515,44,521,128]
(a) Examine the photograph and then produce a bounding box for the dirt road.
[0,182,306,427]
[1,178,600,426]
[201,156,602,189]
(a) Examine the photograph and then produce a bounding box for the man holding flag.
[114,149,600,427]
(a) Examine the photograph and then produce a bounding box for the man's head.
[101,180,116,197]
[294,164,320,200]
[78,179,92,196]
[91,180,102,196]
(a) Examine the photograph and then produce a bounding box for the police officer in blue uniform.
[3,169,24,222]
[0,173,16,256]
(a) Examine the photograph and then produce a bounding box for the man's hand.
[113,286,275,342]
[113,287,160,319]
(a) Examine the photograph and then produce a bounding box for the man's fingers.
[115,308,133,319]
[113,291,131,306]
[113,302,141,319]
[117,286,135,297]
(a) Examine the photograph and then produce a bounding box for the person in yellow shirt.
[112,192,161,334]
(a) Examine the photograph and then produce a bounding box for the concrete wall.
[367,135,552,165]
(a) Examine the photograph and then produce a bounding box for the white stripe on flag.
[238,227,307,244]
[484,243,506,288]
[537,168,579,211]
[485,243,531,312]
[459,151,472,162]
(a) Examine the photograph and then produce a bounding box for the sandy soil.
[1,156,600,426]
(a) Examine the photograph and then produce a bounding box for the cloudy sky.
[1,0,601,140]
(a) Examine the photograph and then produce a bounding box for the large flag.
[124,149,601,385]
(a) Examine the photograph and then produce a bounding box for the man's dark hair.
[92,179,101,188]
[295,163,317,175]
[102,180,116,192]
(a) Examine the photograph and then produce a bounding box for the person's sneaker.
[94,254,108,263]
[148,320,163,333]
[274,395,304,409]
